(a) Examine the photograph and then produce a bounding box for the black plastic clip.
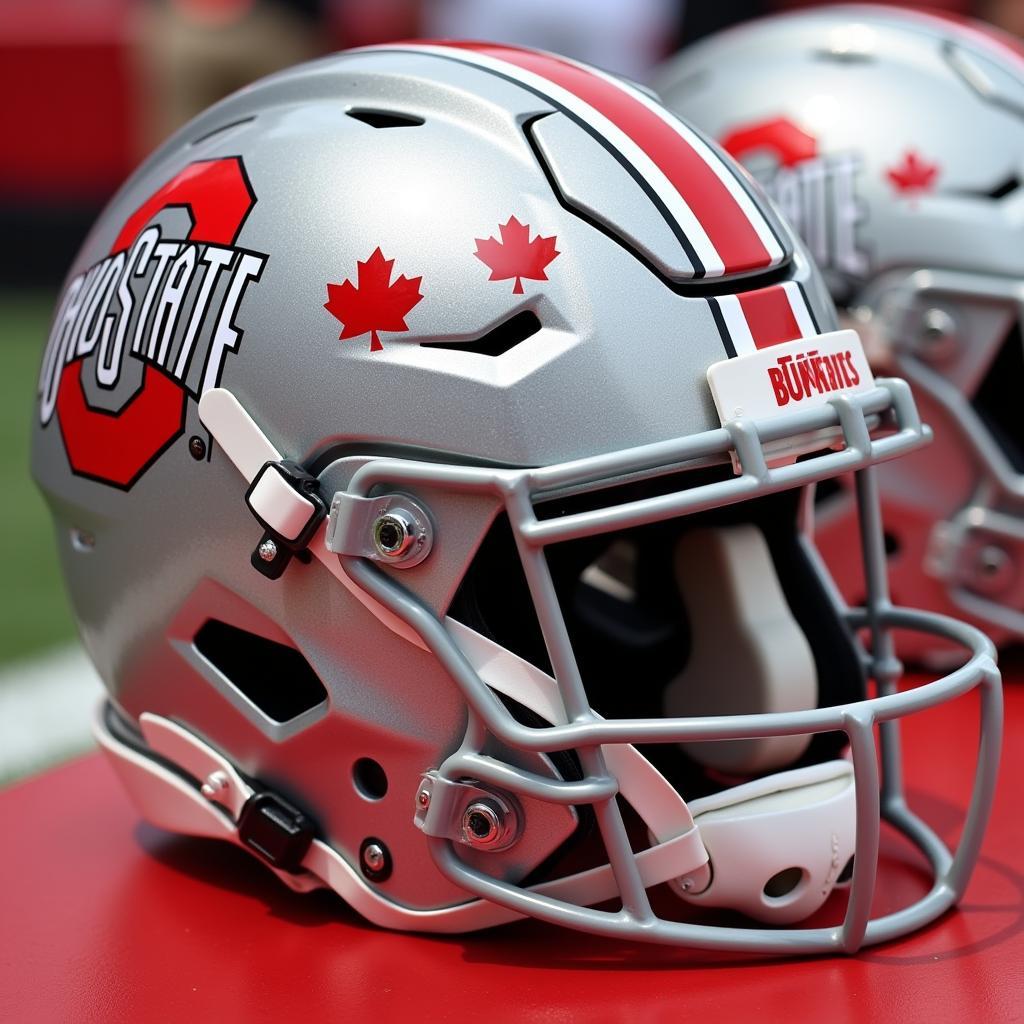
[237,790,315,873]
[244,459,327,580]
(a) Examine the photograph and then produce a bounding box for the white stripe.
[783,281,817,338]
[716,295,757,356]
[574,59,786,268]
[0,645,102,782]
[362,43,726,277]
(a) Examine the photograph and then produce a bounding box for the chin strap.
[184,385,858,929]
[95,702,710,932]
[198,387,429,650]
[96,693,855,929]
[450,621,856,924]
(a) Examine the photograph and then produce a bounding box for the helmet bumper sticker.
[707,328,875,427]
[37,157,267,489]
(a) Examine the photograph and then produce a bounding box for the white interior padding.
[683,759,857,924]
[664,524,817,774]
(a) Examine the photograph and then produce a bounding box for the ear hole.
[353,757,389,800]
[347,108,424,129]
[763,866,805,899]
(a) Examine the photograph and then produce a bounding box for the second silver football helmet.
[658,4,1024,663]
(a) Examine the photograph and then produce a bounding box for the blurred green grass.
[1,291,76,665]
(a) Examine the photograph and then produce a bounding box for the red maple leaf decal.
[886,150,939,195]
[474,216,559,294]
[324,247,423,352]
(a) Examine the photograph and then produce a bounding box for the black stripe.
[708,297,737,359]
[795,280,822,334]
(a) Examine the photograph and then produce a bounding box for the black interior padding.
[193,619,328,724]
[972,321,1024,472]
[448,468,865,797]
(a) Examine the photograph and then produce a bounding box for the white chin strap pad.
[681,759,857,924]
[664,524,818,775]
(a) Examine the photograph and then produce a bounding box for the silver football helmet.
[657,4,1024,665]
[32,42,1000,954]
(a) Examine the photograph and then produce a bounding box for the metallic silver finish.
[975,544,1012,590]
[461,799,518,851]
[373,511,415,558]
[256,538,278,562]
[362,842,386,873]
[657,5,1024,660]
[326,492,433,568]
[917,307,958,362]
[200,770,230,801]
[415,774,520,853]
[69,529,95,554]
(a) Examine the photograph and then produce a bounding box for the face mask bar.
[868,269,1024,640]
[336,378,1002,954]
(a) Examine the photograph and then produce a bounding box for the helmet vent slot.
[193,619,328,723]
[812,48,876,65]
[346,108,424,129]
[420,310,542,356]
[984,174,1020,200]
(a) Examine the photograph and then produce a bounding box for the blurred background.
[0,0,1018,785]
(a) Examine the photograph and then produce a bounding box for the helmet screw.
[972,544,1014,594]
[257,538,278,562]
[188,435,207,461]
[69,528,95,553]
[461,800,506,849]
[417,788,431,809]
[200,770,230,801]
[372,511,415,559]
[363,844,385,872]
[917,308,957,362]
[359,837,392,881]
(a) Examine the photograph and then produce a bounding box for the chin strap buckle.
[245,459,327,579]
[237,790,316,872]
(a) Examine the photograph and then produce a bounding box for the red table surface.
[2,666,1023,1023]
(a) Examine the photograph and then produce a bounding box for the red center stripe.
[430,41,775,276]
[736,285,802,349]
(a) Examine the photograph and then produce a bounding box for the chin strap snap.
[245,459,328,579]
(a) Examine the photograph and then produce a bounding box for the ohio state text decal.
[38,157,266,489]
